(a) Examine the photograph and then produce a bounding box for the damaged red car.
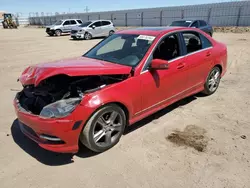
[13,27,227,153]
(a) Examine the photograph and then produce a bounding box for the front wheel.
[55,29,62,36]
[80,104,126,152]
[202,66,221,95]
[84,32,92,40]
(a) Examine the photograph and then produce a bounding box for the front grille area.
[20,122,38,138]
[71,30,78,34]
[20,122,65,145]
[46,28,50,32]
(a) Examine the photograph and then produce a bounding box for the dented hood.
[19,56,132,86]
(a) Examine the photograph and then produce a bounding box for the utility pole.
[84,6,89,13]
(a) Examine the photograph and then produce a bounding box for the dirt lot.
[0,28,250,188]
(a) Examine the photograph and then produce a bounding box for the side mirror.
[92,25,96,29]
[150,59,169,70]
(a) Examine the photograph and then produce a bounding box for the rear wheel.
[80,104,126,152]
[55,29,62,36]
[202,66,221,95]
[84,32,92,40]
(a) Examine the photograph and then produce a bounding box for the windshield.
[54,20,63,25]
[170,21,192,27]
[84,34,155,67]
[80,21,92,27]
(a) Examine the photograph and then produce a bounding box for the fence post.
[111,13,113,21]
[160,10,163,26]
[207,8,212,24]
[141,12,144,26]
[181,10,184,19]
[236,6,242,27]
[99,14,101,20]
[88,15,90,21]
[125,13,128,27]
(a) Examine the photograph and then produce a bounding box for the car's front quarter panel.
[79,76,142,125]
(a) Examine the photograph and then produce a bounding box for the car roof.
[117,27,192,36]
[90,20,112,22]
[173,19,206,22]
[61,19,81,21]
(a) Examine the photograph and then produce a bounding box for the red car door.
[181,31,214,89]
[135,33,188,116]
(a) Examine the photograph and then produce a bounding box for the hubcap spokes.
[93,111,122,147]
[208,70,220,92]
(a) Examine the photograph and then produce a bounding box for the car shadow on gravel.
[69,36,106,41]
[11,119,99,166]
[124,95,198,135]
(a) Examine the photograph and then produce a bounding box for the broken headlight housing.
[40,98,81,118]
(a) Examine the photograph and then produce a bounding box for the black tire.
[202,66,221,96]
[55,29,62,36]
[84,32,92,40]
[80,104,126,152]
[209,32,213,37]
[109,30,115,36]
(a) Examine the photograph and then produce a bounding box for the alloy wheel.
[208,68,220,92]
[92,111,123,147]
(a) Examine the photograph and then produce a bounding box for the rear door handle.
[177,63,185,69]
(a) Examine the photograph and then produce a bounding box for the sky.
[0,0,242,16]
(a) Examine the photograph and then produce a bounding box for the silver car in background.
[46,19,82,36]
[70,20,116,40]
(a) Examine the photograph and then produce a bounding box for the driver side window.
[153,33,180,61]
[143,33,181,71]
[63,21,70,25]
[90,21,102,28]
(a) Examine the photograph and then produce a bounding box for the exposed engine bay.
[16,74,128,115]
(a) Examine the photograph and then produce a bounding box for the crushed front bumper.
[13,99,84,153]
[46,28,54,35]
[71,33,84,39]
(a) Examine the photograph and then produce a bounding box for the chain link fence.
[29,1,250,27]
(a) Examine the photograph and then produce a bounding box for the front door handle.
[206,51,211,57]
[177,63,185,69]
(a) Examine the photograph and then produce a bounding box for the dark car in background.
[170,20,213,36]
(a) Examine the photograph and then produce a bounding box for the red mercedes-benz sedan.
[13,27,227,153]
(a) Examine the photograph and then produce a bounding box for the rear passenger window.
[200,34,212,48]
[70,20,77,25]
[77,20,82,24]
[102,21,111,26]
[182,32,202,54]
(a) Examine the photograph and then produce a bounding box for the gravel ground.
[0,28,250,188]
